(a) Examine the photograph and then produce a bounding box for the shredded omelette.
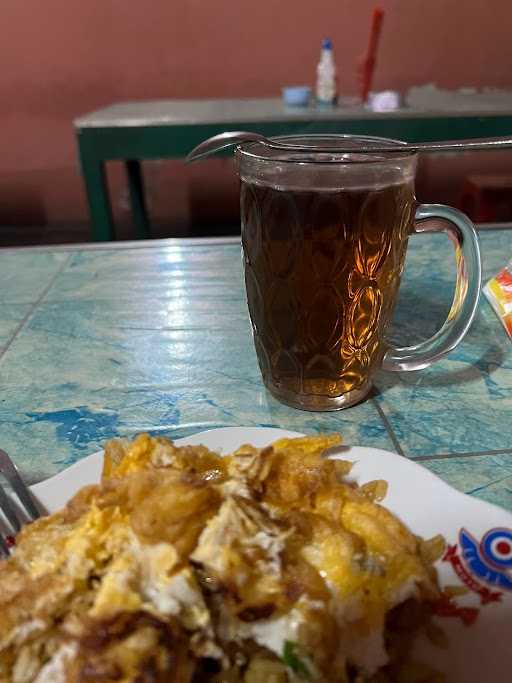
[0,433,445,682]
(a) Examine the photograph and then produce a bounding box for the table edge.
[0,236,241,253]
[2,223,509,254]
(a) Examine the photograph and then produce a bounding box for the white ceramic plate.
[30,427,512,681]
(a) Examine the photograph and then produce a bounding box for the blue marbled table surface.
[1,231,511,511]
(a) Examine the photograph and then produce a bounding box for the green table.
[74,97,512,241]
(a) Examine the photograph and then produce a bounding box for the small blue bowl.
[282,86,312,107]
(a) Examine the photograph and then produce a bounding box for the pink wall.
[2,1,512,233]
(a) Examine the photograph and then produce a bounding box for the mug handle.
[382,204,482,372]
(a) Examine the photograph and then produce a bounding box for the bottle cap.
[322,38,332,50]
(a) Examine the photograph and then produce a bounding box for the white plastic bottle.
[316,38,338,106]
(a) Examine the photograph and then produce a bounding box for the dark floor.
[0,221,241,248]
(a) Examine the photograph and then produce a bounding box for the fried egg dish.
[0,433,445,682]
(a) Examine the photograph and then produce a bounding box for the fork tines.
[0,449,40,558]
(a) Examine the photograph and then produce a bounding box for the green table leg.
[77,137,116,241]
[126,160,151,239]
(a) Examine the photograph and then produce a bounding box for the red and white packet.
[483,261,512,338]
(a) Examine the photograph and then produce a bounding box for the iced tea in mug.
[236,136,481,411]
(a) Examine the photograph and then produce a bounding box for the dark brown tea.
[241,179,415,409]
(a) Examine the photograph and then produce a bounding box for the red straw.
[359,7,385,104]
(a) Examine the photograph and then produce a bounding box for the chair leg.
[126,160,151,240]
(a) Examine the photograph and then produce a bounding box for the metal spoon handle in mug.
[382,205,481,372]
[187,131,512,162]
[186,132,270,162]
[409,136,512,153]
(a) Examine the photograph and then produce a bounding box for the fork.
[0,449,41,558]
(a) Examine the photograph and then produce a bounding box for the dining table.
[1,228,511,512]
[75,95,512,241]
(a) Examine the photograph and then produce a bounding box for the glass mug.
[236,135,481,411]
